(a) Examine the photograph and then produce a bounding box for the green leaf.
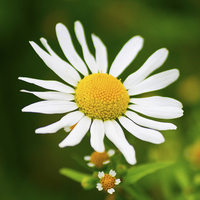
[174,165,191,190]
[59,168,92,183]
[123,162,173,185]
[122,185,153,200]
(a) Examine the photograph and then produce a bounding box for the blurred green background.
[1,0,200,199]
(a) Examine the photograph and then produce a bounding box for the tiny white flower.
[97,170,120,194]
[19,21,183,165]
[84,150,115,168]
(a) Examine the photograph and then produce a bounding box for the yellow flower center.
[100,174,116,191]
[90,151,109,168]
[75,73,129,121]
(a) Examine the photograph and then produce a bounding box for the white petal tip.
[20,89,27,93]
[56,23,65,30]
[35,129,44,134]
[156,137,165,144]
[40,37,47,43]
[94,147,105,153]
[18,77,27,81]
[171,124,177,130]
[29,41,35,46]
[58,143,65,148]
[74,21,81,26]
[21,107,28,112]
[35,129,53,134]
[128,159,137,165]
[135,35,144,42]
[172,69,180,79]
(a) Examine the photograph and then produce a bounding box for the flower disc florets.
[100,174,116,191]
[75,73,129,121]
[90,151,109,168]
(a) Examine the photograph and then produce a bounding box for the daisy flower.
[96,169,121,194]
[19,21,183,165]
[84,149,115,168]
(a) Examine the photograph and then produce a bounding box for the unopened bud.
[81,176,97,190]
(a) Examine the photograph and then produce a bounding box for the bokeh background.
[1,0,200,199]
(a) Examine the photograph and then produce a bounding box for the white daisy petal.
[130,96,183,108]
[92,34,108,73]
[18,77,74,93]
[129,104,184,119]
[84,156,91,161]
[58,116,91,148]
[35,111,84,134]
[74,21,97,74]
[107,188,115,194]
[22,100,77,114]
[125,110,177,130]
[115,179,121,185]
[109,36,144,77]
[128,69,179,96]
[124,48,168,89]
[40,38,81,85]
[96,183,103,191]
[90,119,105,153]
[29,41,78,86]
[119,116,165,144]
[98,171,105,179]
[56,23,88,76]
[104,120,136,165]
[21,90,74,101]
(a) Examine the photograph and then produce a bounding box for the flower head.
[84,149,115,168]
[97,169,121,194]
[19,21,183,165]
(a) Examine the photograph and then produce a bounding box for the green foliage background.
[1,0,200,199]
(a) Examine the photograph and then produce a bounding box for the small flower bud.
[81,177,97,190]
